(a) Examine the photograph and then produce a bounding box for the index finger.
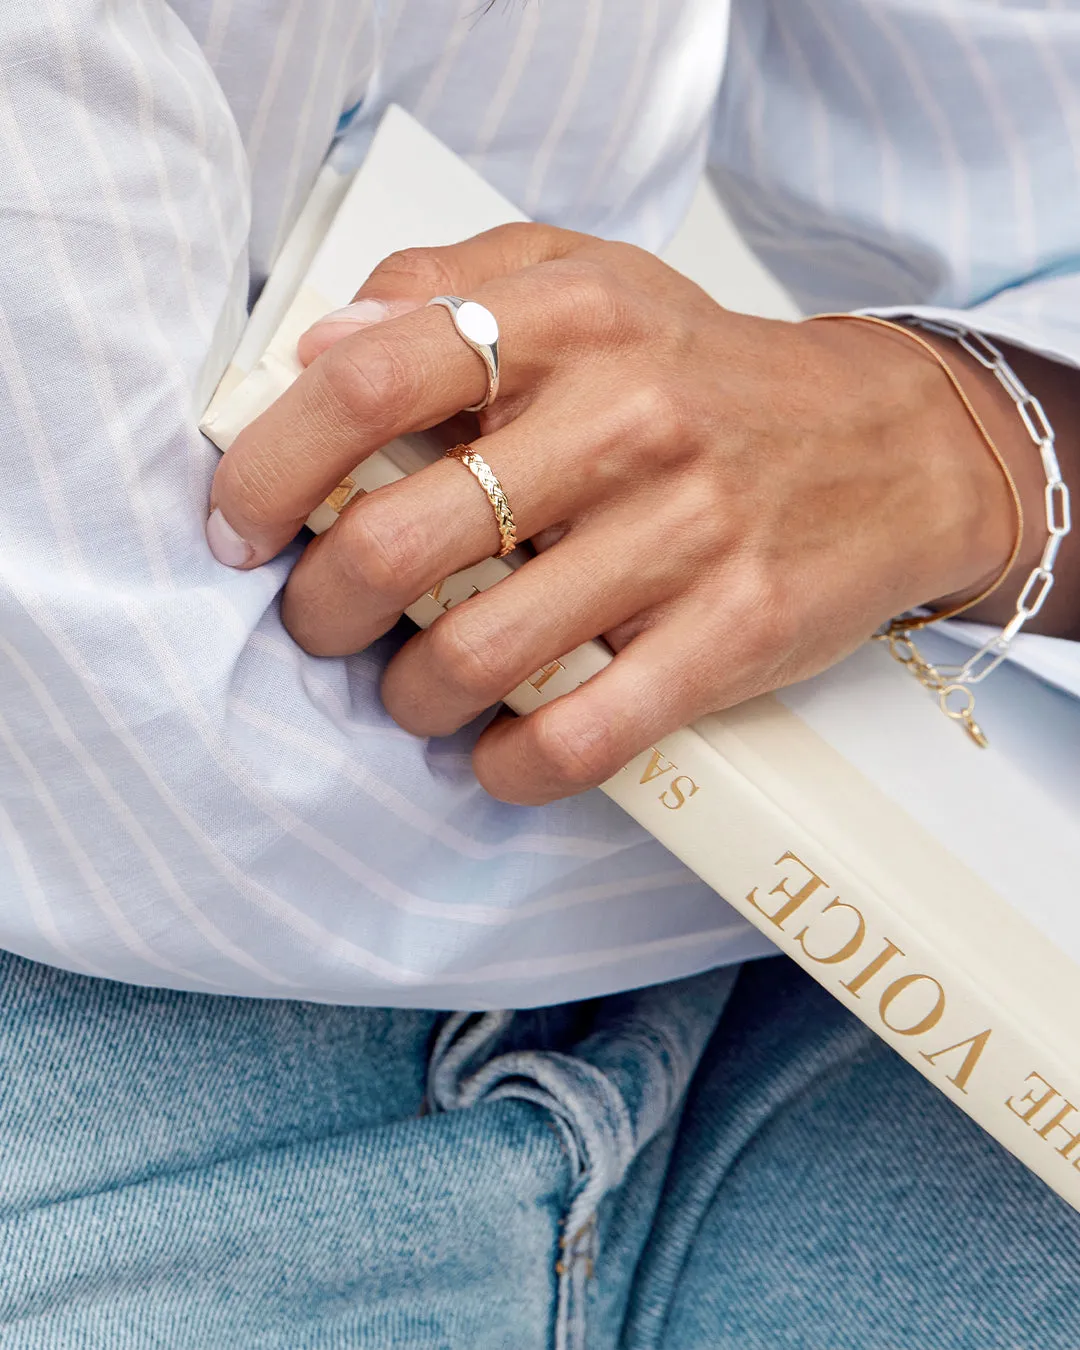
[207,300,515,569]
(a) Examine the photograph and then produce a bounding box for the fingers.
[210,269,554,569]
[279,394,626,656]
[470,621,708,806]
[295,296,426,366]
[379,514,674,736]
[469,576,814,805]
[297,224,583,365]
[279,453,497,657]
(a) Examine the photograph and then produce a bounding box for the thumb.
[297,223,579,366]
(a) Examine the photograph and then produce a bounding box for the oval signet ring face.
[426,295,500,412]
[453,300,499,347]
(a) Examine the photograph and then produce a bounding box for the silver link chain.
[878,318,1072,746]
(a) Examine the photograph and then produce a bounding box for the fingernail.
[206,508,253,567]
[304,297,423,342]
[298,298,421,364]
[314,299,392,328]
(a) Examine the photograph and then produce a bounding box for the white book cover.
[202,106,1080,1211]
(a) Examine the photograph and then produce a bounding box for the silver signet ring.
[426,295,500,412]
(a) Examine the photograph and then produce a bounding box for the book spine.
[339,449,1080,1213]
[604,728,1080,1213]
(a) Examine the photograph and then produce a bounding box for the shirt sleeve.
[0,2,764,1004]
[708,0,1080,696]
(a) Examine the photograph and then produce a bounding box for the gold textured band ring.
[446,443,518,558]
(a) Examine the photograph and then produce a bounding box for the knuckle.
[369,247,456,296]
[543,258,628,342]
[731,572,803,680]
[215,452,289,530]
[531,710,614,790]
[488,221,544,252]
[625,380,683,450]
[575,382,688,494]
[427,609,511,700]
[336,503,421,605]
[759,590,804,677]
[681,475,728,533]
[486,221,577,266]
[320,335,411,434]
[283,608,341,659]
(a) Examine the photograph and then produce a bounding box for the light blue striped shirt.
[1,0,1077,1007]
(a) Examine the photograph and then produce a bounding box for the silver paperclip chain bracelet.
[879,318,1072,747]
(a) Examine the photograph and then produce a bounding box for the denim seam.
[643,1030,880,1350]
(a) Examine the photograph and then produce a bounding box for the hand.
[208,224,1020,804]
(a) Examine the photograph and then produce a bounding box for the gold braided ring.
[446,443,517,558]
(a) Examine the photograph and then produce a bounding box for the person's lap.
[1,950,1077,1349]
[617,962,1080,1349]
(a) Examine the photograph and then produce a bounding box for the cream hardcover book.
[202,106,1080,1211]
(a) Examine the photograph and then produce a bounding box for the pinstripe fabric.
[0,0,1076,1007]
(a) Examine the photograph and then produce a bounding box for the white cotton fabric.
[0,0,1077,1007]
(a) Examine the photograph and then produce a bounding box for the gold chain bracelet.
[810,313,1072,748]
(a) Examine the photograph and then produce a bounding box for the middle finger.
[281,395,629,657]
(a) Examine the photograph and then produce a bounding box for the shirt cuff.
[859,268,1080,372]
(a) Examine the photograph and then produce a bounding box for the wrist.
[918,330,1080,639]
[911,326,1028,614]
[805,315,1019,611]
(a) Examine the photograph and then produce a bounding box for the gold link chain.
[812,313,1071,750]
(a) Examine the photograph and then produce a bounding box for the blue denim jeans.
[2,950,1078,1349]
